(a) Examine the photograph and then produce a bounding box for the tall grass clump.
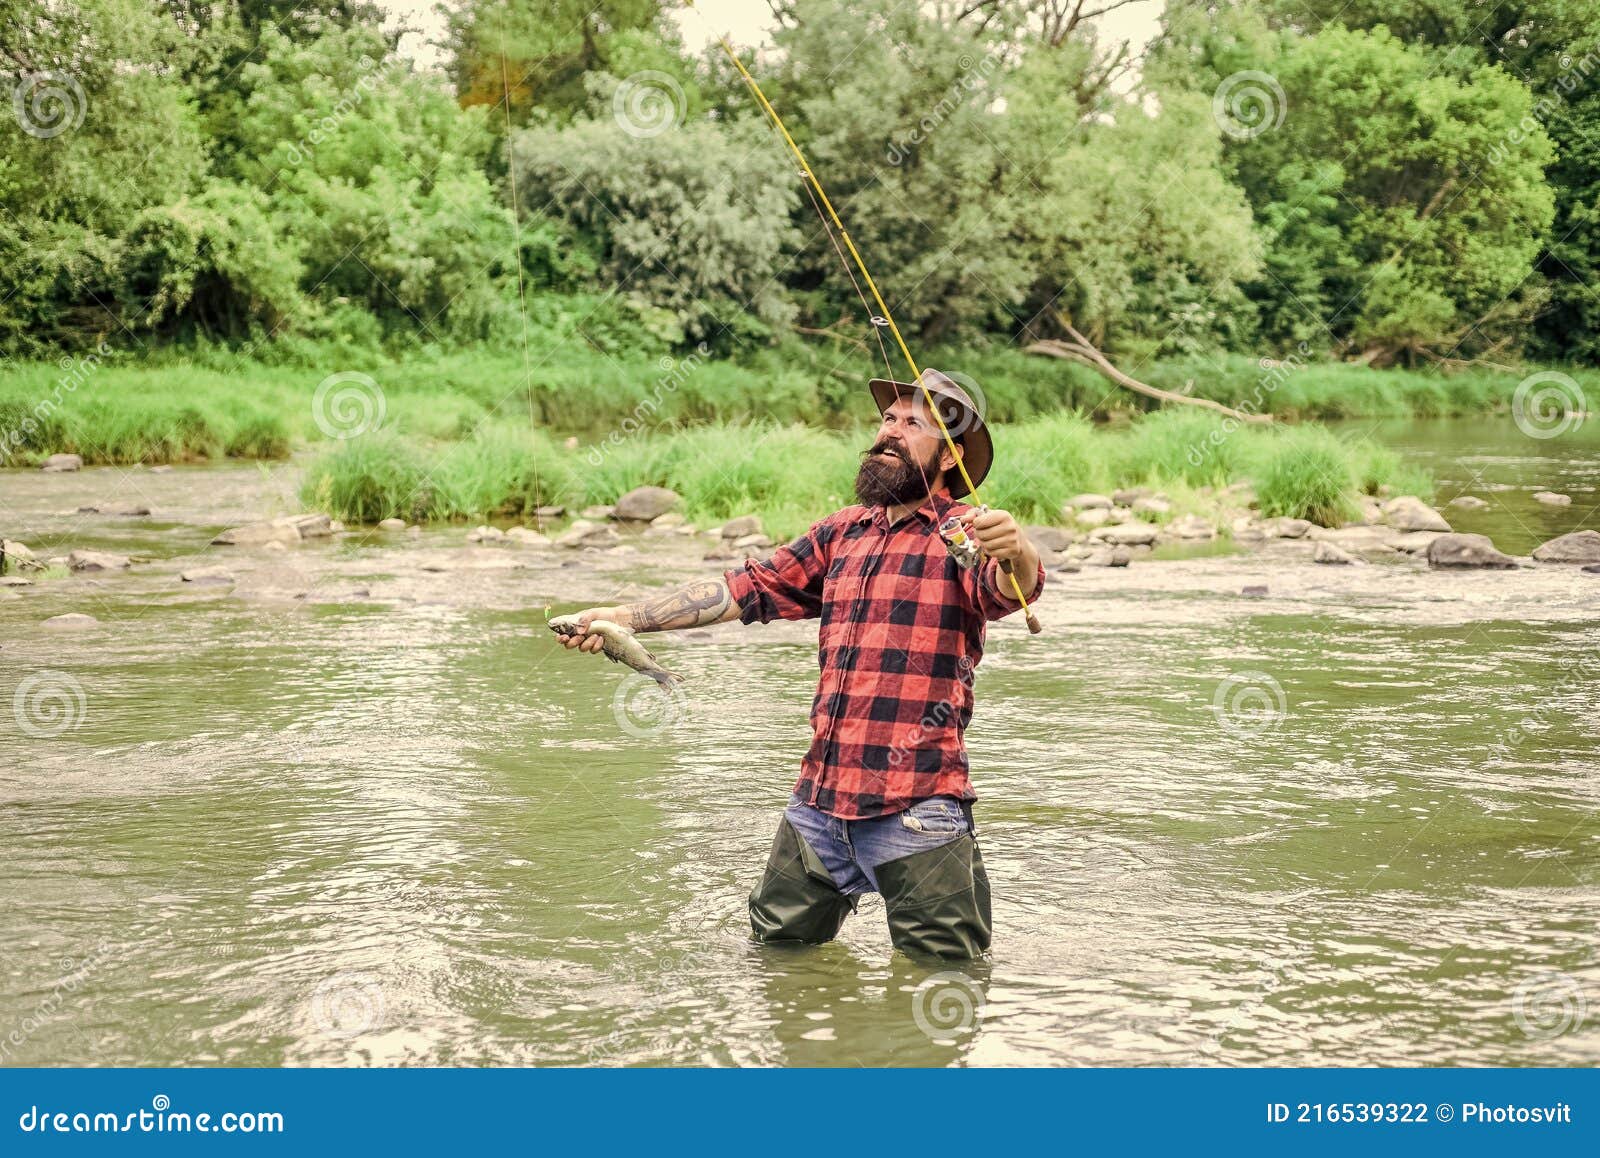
[980,412,1099,524]
[1106,408,1256,489]
[301,433,434,524]
[1253,425,1359,525]
[429,427,576,519]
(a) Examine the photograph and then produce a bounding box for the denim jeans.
[781,792,973,896]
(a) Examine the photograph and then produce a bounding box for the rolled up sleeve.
[971,556,1045,622]
[724,515,838,623]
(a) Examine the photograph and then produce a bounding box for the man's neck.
[884,489,951,526]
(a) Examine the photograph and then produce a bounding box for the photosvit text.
[1265,1101,1573,1125]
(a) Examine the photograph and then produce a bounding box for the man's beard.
[855,439,940,507]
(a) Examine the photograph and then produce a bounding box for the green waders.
[748,811,993,960]
[875,832,992,959]
[747,816,857,945]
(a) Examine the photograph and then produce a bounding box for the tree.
[447,0,662,126]
[509,111,799,348]
[1157,13,1557,363]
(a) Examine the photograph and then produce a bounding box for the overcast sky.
[375,1,1166,78]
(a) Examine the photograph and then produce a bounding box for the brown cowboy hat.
[868,368,992,499]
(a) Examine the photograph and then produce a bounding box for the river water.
[2,418,1596,1066]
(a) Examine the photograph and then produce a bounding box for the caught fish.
[548,615,683,687]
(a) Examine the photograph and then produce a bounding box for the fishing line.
[686,3,1041,632]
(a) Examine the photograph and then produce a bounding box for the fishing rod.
[688,3,1043,635]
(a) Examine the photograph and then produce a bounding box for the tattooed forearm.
[625,578,736,632]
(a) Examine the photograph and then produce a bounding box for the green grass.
[298,412,1432,536]
[6,341,1590,470]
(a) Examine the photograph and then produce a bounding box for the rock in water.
[282,513,333,538]
[1382,496,1451,533]
[555,523,620,549]
[1091,521,1159,546]
[67,549,131,571]
[212,521,300,547]
[1426,533,1518,570]
[1261,517,1313,539]
[77,502,151,516]
[378,517,407,531]
[41,453,83,472]
[1241,585,1268,598]
[1532,490,1571,506]
[613,486,679,522]
[720,514,763,540]
[43,612,98,628]
[1024,525,1074,553]
[505,526,550,548]
[1168,514,1217,540]
[181,565,236,584]
[1447,496,1490,511]
[1313,541,1355,565]
[1531,529,1600,564]
[2,539,40,572]
[1064,493,1113,512]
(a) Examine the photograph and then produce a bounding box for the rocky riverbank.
[5,463,1599,637]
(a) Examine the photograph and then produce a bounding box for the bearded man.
[558,371,1043,958]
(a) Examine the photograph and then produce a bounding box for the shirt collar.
[860,493,956,530]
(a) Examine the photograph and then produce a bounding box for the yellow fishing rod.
[688,5,1042,634]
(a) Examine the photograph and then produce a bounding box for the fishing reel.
[938,506,986,569]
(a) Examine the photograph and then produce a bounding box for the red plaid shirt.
[724,496,1045,819]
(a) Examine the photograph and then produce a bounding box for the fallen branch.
[1024,322,1273,425]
